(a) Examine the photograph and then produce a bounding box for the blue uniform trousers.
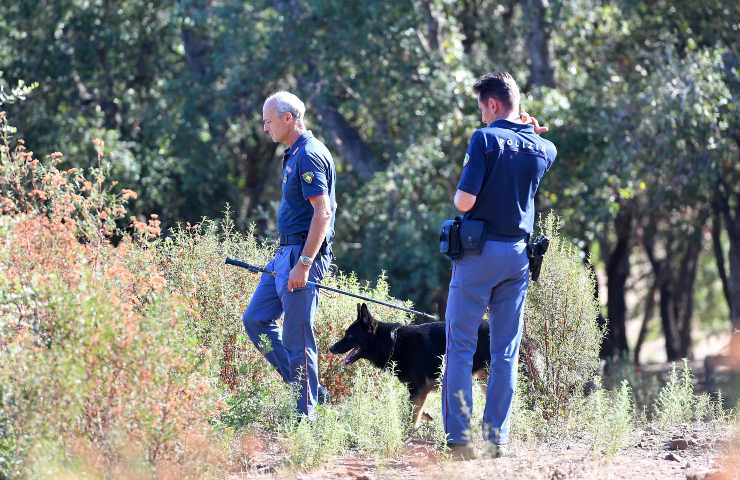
[242,244,330,419]
[442,239,529,445]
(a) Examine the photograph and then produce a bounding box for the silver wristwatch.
[299,255,313,267]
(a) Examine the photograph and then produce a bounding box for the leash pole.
[225,257,438,320]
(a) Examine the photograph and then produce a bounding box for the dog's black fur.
[329,303,490,424]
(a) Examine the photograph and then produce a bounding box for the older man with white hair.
[242,91,336,419]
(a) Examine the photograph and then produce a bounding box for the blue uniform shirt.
[458,119,556,236]
[277,131,337,242]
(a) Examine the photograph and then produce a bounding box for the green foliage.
[286,408,348,470]
[0,107,139,244]
[655,360,697,427]
[217,363,297,434]
[336,135,464,312]
[583,379,634,457]
[158,212,409,405]
[285,368,412,470]
[2,1,740,472]
[652,359,731,427]
[337,368,411,457]
[0,77,37,108]
[522,212,605,418]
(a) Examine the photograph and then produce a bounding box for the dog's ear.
[360,303,377,333]
[356,303,362,318]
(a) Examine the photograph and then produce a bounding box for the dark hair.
[473,72,520,112]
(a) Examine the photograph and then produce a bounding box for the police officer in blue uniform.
[442,72,556,458]
[242,91,336,419]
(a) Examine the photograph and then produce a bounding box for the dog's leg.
[410,383,434,427]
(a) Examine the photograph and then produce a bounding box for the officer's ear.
[490,97,503,116]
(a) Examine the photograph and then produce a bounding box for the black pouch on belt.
[459,218,487,254]
[440,217,487,260]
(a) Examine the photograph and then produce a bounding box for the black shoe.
[318,384,330,405]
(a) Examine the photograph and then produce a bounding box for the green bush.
[217,357,298,434]
[583,379,634,457]
[286,408,348,470]
[654,359,730,427]
[339,368,411,457]
[284,368,412,470]
[522,211,605,418]
[654,360,696,427]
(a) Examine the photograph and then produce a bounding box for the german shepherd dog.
[329,303,490,425]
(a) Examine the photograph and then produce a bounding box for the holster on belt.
[527,235,549,282]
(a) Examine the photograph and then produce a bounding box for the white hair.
[265,91,306,120]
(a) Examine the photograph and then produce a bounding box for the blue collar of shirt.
[489,119,534,133]
[282,131,314,170]
[287,131,314,157]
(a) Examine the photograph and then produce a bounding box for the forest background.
[2,0,739,363]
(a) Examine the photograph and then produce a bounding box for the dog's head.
[329,303,378,365]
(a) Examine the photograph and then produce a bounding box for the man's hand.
[520,111,549,134]
[288,262,310,291]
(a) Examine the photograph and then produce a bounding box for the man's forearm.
[302,196,332,260]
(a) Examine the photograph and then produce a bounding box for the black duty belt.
[279,232,308,246]
[486,232,528,242]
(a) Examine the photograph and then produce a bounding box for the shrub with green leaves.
[284,367,412,470]
[653,359,730,427]
[339,368,411,457]
[654,360,697,427]
[583,379,634,457]
[286,408,349,470]
[522,211,605,418]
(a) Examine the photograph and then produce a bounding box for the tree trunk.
[657,239,700,361]
[178,0,212,81]
[645,211,708,361]
[712,204,732,311]
[581,243,609,359]
[717,190,740,337]
[312,98,379,180]
[634,278,657,364]
[418,0,441,53]
[602,208,632,359]
[236,134,278,230]
[524,0,556,88]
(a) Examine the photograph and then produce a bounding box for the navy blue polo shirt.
[277,131,336,242]
[458,119,556,236]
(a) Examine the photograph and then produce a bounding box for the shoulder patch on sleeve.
[302,171,315,184]
[463,153,470,166]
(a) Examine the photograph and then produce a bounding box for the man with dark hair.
[442,72,556,458]
[242,91,335,419]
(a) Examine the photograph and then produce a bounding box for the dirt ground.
[232,422,738,480]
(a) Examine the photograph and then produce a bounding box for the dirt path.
[233,424,738,480]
